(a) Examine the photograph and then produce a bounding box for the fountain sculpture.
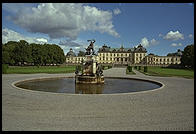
[75,39,104,84]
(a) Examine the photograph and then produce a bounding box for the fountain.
[75,39,104,84]
[13,40,163,94]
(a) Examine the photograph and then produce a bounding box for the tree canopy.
[181,44,194,69]
[2,40,65,66]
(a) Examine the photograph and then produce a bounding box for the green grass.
[139,66,194,79]
[5,65,76,74]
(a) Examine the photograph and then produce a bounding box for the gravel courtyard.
[2,68,194,131]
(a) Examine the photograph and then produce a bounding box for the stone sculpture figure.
[85,39,95,55]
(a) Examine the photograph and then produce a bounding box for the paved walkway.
[2,68,194,131]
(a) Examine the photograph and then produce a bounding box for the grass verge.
[139,66,194,79]
[5,66,76,74]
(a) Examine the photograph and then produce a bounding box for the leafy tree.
[2,51,10,64]
[2,40,65,66]
[181,44,194,69]
[78,51,85,56]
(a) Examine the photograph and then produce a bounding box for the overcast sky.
[2,3,194,55]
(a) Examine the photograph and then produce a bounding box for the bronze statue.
[85,39,95,55]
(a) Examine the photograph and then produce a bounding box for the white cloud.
[2,28,48,44]
[150,38,159,45]
[158,33,162,37]
[163,30,184,41]
[36,38,48,43]
[188,34,193,38]
[140,37,159,47]
[9,3,120,40]
[113,8,121,15]
[171,43,183,47]
[140,37,149,47]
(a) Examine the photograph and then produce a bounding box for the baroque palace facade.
[65,44,181,66]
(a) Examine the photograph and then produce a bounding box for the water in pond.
[16,77,161,94]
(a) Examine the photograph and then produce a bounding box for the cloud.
[150,38,159,45]
[140,37,149,47]
[113,8,121,15]
[36,38,48,43]
[158,33,162,37]
[8,3,120,40]
[2,28,48,44]
[59,40,82,47]
[163,30,184,41]
[188,34,193,38]
[140,37,159,47]
[171,43,183,47]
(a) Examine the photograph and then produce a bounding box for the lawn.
[5,65,76,74]
[139,66,194,79]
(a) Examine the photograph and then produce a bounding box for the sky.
[2,3,194,56]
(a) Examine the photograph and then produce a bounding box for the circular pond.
[14,77,162,94]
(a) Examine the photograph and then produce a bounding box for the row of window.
[135,53,145,57]
[99,53,130,57]
[148,57,180,62]
[100,57,129,61]
[148,62,180,65]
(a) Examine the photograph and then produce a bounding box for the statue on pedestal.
[75,39,104,84]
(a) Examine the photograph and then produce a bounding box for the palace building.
[65,44,181,66]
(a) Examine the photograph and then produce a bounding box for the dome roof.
[66,48,76,57]
[134,44,147,52]
[176,49,182,56]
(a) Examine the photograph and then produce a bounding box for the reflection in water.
[15,77,161,94]
[75,83,104,94]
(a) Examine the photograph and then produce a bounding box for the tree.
[181,44,194,69]
[78,51,85,56]
[2,51,10,64]
[2,40,65,66]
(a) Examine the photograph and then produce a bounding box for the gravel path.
[2,68,194,131]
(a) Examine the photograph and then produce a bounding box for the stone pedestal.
[75,75,104,84]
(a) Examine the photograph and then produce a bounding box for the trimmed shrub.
[127,66,132,72]
[134,66,137,69]
[138,66,141,70]
[108,66,112,69]
[144,66,148,72]
[2,64,9,74]
[77,65,81,71]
